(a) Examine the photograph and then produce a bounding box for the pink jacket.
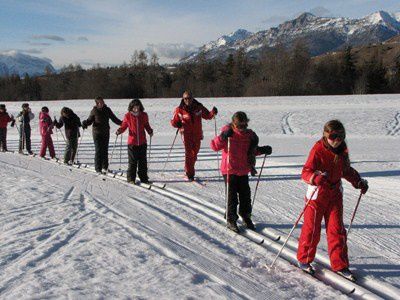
[39,112,53,136]
[211,125,258,176]
[119,111,153,146]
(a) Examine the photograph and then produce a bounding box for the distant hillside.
[182,10,400,63]
[0,51,55,77]
[316,34,400,69]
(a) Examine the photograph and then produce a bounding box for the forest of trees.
[1,43,400,101]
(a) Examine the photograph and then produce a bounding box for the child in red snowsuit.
[171,90,218,181]
[211,111,272,232]
[39,106,56,158]
[297,120,368,280]
[0,104,15,152]
[116,99,153,184]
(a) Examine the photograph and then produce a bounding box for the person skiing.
[297,119,368,281]
[116,99,153,184]
[210,111,272,233]
[170,90,218,181]
[38,106,56,159]
[0,104,15,152]
[16,103,34,154]
[54,107,82,165]
[82,96,122,173]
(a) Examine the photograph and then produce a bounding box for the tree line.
[1,43,400,101]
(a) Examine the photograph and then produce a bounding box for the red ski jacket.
[119,111,153,146]
[171,99,215,140]
[302,139,361,200]
[39,112,54,136]
[211,125,259,176]
[0,112,13,128]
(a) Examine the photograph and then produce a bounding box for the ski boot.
[336,268,357,282]
[226,221,240,233]
[243,218,256,231]
[298,262,315,275]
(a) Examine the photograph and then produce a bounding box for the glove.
[115,128,122,135]
[148,130,154,137]
[358,179,369,194]
[220,127,234,140]
[212,106,218,115]
[176,120,182,128]
[10,120,15,127]
[313,173,328,186]
[258,145,272,155]
[82,121,88,130]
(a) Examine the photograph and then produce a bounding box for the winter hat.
[41,106,49,113]
[128,98,144,112]
[22,102,29,108]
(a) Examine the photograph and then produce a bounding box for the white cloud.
[28,42,51,46]
[77,37,89,42]
[145,43,198,60]
[309,6,334,17]
[32,35,65,42]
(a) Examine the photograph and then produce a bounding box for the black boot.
[227,221,240,233]
[243,218,256,230]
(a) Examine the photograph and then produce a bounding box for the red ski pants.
[40,134,55,158]
[297,194,349,271]
[182,135,201,178]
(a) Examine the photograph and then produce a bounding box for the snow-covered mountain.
[0,51,55,77]
[181,10,400,62]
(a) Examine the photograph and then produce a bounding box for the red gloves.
[313,173,328,186]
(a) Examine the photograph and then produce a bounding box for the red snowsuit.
[39,112,55,158]
[0,111,13,151]
[0,112,13,128]
[119,111,153,145]
[210,125,258,176]
[297,139,361,271]
[118,111,153,183]
[211,125,260,222]
[171,99,216,178]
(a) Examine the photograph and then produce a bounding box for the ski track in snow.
[0,95,399,299]
[0,153,345,299]
[386,112,400,136]
[281,112,294,135]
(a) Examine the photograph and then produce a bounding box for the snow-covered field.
[0,94,399,299]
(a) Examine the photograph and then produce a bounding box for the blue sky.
[1,0,399,68]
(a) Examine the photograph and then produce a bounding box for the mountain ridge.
[181,10,400,63]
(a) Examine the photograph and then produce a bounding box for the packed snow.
[0,94,399,299]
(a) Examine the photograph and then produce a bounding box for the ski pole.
[76,129,85,164]
[269,187,319,269]
[119,133,122,171]
[22,117,25,152]
[252,153,268,208]
[162,128,179,173]
[55,127,59,158]
[347,191,363,236]
[108,134,119,169]
[15,121,21,152]
[225,137,231,219]
[148,135,152,163]
[214,117,220,175]
[58,128,67,143]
